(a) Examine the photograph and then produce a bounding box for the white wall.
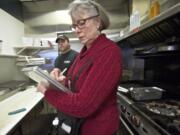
[132,0,150,17]
[70,41,83,52]
[0,56,27,83]
[0,9,24,55]
[23,32,83,52]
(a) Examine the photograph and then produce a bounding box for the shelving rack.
[14,46,52,56]
[118,3,180,48]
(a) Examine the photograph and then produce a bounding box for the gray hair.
[68,0,110,31]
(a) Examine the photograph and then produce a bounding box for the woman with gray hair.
[37,0,122,135]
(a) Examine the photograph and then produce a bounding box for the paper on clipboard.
[22,66,70,93]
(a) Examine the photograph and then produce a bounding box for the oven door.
[118,115,138,135]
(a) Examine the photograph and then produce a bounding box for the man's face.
[58,39,70,52]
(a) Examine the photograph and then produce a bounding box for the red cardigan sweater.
[45,34,122,135]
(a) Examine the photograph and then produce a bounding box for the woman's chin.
[79,39,87,44]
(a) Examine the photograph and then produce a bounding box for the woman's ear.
[95,17,101,30]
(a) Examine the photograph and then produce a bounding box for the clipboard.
[22,66,70,93]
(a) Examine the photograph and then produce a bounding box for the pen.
[60,68,67,75]
[8,108,26,115]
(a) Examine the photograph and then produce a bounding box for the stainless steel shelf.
[118,3,180,44]
[14,46,52,55]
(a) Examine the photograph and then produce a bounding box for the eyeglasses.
[71,14,99,31]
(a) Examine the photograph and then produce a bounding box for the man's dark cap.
[55,35,69,43]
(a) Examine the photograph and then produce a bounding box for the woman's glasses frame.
[71,14,99,31]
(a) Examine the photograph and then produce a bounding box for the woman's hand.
[37,81,49,94]
[37,68,66,94]
[50,68,60,80]
[50,68,66,85]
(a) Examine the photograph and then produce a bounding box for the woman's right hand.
[50,68,60,80]
[50,68,66,85]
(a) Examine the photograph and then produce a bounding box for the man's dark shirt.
[54,49,78,76]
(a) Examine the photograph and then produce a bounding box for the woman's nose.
[74,26,82,33]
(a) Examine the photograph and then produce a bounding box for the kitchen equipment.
[145,100,180,117]
[117,82,180,135]
[0,80,27,101]
[118,86,164,101]
[129,86,164,101]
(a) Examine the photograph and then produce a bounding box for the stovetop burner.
[118,81,180,135]
[146,101,180,117]
[133,100,180,135]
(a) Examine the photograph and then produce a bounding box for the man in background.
[54,35,78,76]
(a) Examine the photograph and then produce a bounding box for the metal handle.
[119,116,135,135]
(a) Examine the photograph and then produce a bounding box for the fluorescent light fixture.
[19,0,33,1]
[25,9,72,26]
[56,30,73,34]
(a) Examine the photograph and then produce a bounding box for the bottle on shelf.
[130,10,141,32]
[149,0,160,19]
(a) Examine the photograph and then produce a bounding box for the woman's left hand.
[37,81,49,94]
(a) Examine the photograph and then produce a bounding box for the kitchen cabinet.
[0,86,44,135]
